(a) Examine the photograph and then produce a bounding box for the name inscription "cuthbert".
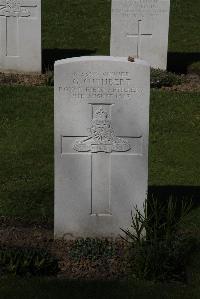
[58,71,142,101]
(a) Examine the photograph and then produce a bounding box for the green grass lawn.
[0,86,53,220]
[0,277,200,299]
[42,0,200,73]
[42,0,200,54]
[0,1,200,297]
[0,86,199,220]
[149,90,200,186]
[169,0,200,53]
[42,0,111,54]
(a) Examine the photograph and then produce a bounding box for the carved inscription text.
[58,71,143,101]
[112,0,169,17]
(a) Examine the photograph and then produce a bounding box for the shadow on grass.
[0,188,54,225]
[0,278,152,299]
[1,276,200,299]
[44,280,133,299]
[149,185,200,208]
[167,52,200,74]
[42,48,97,71]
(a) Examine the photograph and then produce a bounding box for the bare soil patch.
[0,217,131,281]
[0,72,47,86]
[162,74,200,92]
[1,72,200,92]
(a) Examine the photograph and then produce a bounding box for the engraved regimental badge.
[73,106,131,153]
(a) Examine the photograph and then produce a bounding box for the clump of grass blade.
[121,197,197,282]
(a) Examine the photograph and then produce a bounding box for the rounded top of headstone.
[54,56,150,67]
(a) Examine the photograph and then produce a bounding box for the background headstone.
[110,0,170,70]
[0,0,41,72]
[54,56,150,239]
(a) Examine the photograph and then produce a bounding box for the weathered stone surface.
[54,56,150,239]
[110,0,170,69]
[0,0,41,72]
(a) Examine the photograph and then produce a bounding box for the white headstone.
[0,0,41,72]
[54,56,150,239]
[110,0,170,70]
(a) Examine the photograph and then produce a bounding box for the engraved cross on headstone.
[126,19,152,58]
[62,104,142,216]
[0,0,37,56]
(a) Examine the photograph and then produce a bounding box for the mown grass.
[42,0,200,54]
[0,86,199,220]
[169,0,200,53]
[41,0,200,73]
[0,86,53,220]
[42,0,111,55]
[0,277,200,299]
[0,1,200,296]
[149,90,200,186]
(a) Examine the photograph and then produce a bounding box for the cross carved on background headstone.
[126,19,152,58]
[0,0,37,56]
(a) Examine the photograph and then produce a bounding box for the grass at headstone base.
[0,0,200,295]
[0,84,199,295]
[0,277,200,299]
[42,0,200,73]
[0,86,199,220]
[0,87,53,221]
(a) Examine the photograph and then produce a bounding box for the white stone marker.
[0,0,41,72]
[110,0,170,70]
[54,56,150,239]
